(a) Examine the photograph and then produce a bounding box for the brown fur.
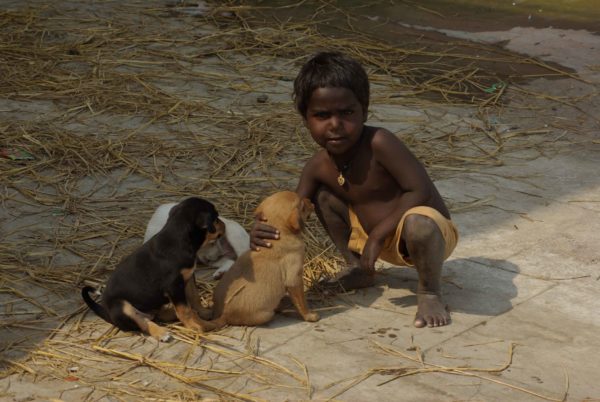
[210,191,319,329]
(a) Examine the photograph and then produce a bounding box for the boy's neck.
[328,126,367,168]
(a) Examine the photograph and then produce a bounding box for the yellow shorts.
[347,206,459,266]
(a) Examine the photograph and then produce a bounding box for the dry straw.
[323,342,569,401]
[0,0,586,399]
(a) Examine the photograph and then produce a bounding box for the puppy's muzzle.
[205,218,225,243]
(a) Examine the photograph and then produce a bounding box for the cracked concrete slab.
[1,1,599,401]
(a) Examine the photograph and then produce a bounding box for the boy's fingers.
[257,239,272,247]
[360,253,376,273]
[255,223,279,234]
[255,230,279,239]
[251,239,272,250]
[250,212,279,251]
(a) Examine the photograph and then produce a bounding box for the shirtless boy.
[251,52,459,328]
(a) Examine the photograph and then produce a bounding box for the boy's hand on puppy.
[250,212,280,251]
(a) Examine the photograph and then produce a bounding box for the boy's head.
[293,52,369,119]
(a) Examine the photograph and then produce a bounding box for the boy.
[250,52,458,328]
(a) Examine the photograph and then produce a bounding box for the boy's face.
[303,87,366,155]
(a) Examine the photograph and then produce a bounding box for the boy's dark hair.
[293,51,370,118]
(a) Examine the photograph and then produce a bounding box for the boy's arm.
[295,156,321,201]
[361,130,433,271]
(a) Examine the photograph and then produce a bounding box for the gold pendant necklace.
[336,162,350,186]
[332,129,364,187]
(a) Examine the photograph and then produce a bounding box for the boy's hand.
[360,236,384,274]
[250,212,279,251]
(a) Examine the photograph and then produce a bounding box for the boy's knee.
[403,214,441,245]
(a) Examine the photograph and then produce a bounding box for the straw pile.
[0,0,587,399]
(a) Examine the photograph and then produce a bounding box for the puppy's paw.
[159,332,174,342]
[212,260,234,279]
[303,311,320,322]
[184,317,210,333]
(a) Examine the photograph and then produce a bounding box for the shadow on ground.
[382,257,519,317]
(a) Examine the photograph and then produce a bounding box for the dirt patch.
[249,1,581,84]
[0,1,598,400]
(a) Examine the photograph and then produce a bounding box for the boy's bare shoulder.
[367,126,407,150]
[297,149,332,199]
[304,149,329,169]
[367,125,424,173]
[299,149,330,182]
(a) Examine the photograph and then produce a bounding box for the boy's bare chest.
[325,157,401,203]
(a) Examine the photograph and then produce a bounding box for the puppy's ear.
[169,202,182,217]
[287,205,302,233]
[302,198,314,214]
[196,212,216,233]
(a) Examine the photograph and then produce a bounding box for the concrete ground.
[1,1,599,401]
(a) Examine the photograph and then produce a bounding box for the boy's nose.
[329,115,341,129]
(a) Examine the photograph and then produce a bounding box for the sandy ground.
[1,1,599,401]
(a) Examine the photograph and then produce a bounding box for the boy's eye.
[314,112,330,119]
[341,109,354,116]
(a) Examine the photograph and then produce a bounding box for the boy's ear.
[302,117,309,128]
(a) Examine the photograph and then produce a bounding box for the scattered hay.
[0,0,592,399]
[324,342,569,402]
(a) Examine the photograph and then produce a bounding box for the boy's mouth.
[326,136,346,143]
[325,138,348,153]
[326,139,346,150]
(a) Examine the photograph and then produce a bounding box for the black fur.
[81,197,219,332]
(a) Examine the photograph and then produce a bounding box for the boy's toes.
[439,315,450,326]
[413,315,427,328]
[414,313,451,328]
[415,294,450,328]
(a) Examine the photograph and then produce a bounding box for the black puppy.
[82,197,224,341]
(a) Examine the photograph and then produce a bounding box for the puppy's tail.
[81,286,112,324]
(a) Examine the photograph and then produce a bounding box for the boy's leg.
[402,214,449,328]
[314,186,374,289]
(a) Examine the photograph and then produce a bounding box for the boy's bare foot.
[414,293,450,328]
[321,267,374,291]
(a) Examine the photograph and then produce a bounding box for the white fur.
[144,203,178,243]
[144,202,249,279]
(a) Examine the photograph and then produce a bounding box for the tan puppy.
[210,191,319,328]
